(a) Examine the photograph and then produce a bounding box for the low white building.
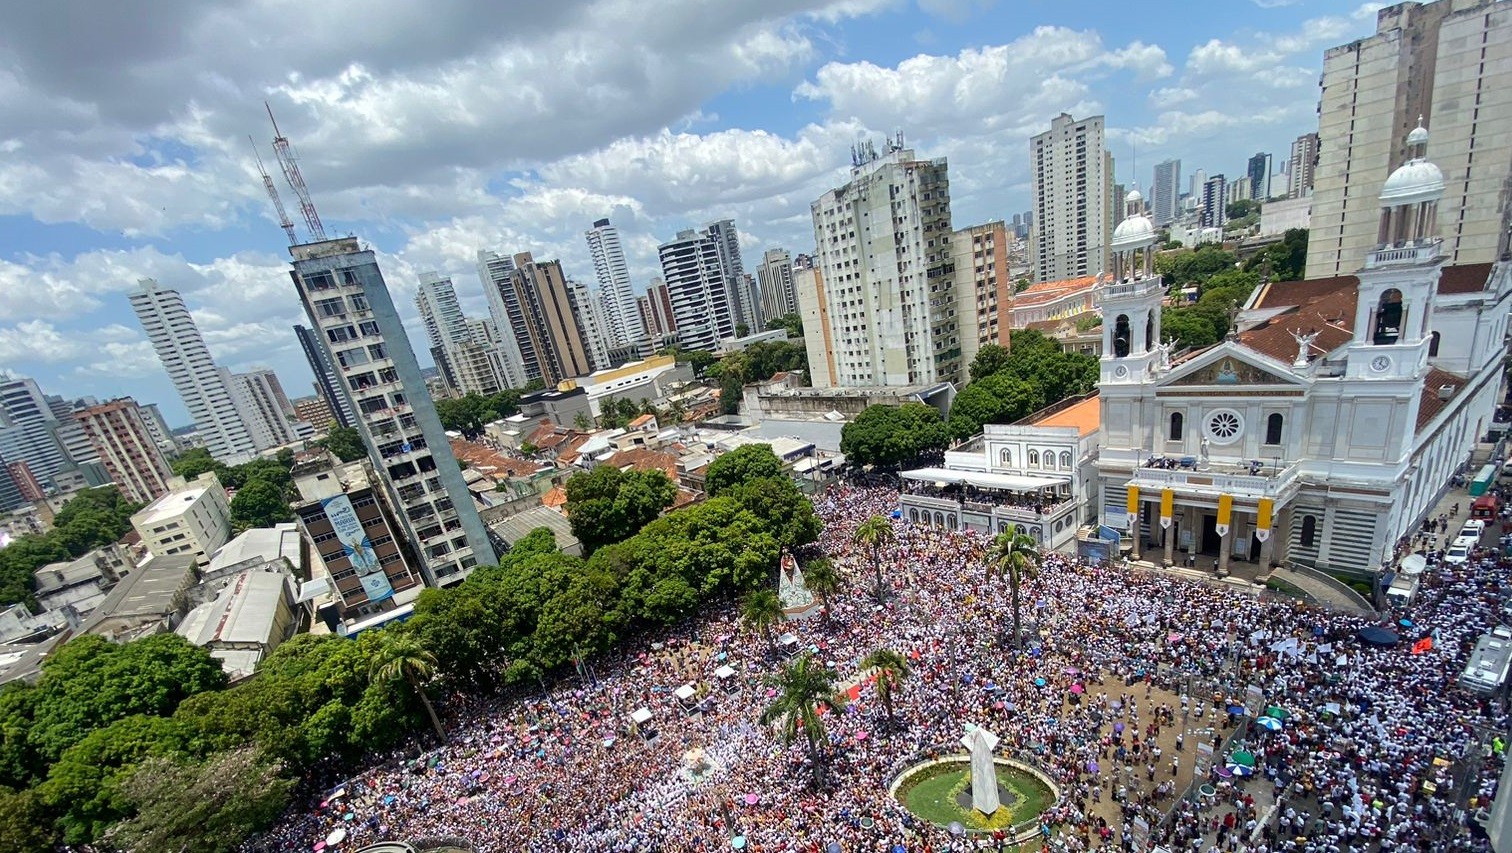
[1259,196,1312,236]
[34,544,131,617]
[205,523,301,581]
[559,354,693,418]
[900,395,1101,552]
[130,473,231,562]
[176,568,296,680]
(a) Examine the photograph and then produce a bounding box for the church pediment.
[1159,345,1306,391]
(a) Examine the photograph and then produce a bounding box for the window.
[1265,413,1284,446]
[336,347,370,369]
[1429,331,1441,357]
[1168,412,1184,442]
[999,448,1012,466]
[327,325,356,344]
[1028,450,1040,467]
[1373,289,1403,344]
[1300,515,1317,547]
[358,321,381,337]
[1113,314,1130,358]
[1060,451,1073,469]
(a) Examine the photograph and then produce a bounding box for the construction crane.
[249,135,298,245]
[266,102,326,242]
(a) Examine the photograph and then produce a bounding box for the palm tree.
[759,652,842,785]
[985,531,1042,651]
[741,589,785,654]
[802,557,842,624]
[859,647,911,725]
[851,515,896,603]
[369,636,447,742]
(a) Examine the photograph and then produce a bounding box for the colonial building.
[1095,125,1511,578]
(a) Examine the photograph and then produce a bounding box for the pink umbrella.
[1070,683,1085,694]
[744,793,760,805]
[855,730,869,741]
[1167,633,1183,642]
[314,844,327,852]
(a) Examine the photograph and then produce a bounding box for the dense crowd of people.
[247,482,1510,853]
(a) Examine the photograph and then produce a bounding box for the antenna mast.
[250,136,298,245]
[266,102,327,242]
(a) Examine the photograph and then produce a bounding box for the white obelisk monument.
[959,724,1001,814]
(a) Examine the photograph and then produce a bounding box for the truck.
[1458,626,1512,696]
[1384,573,1421,609]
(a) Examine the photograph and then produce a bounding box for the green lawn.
[897,761,1055,833]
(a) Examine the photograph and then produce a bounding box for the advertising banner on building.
[322,495,393,604]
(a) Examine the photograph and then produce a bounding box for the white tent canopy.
[674,684,697,701]
[630,707,654,725]
[900,467,1069,492]
[714,665,737,680]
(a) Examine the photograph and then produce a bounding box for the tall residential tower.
[1030,113,1112,283]
[585,218,644,345]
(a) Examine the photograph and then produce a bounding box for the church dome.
[1124,188,1143,205]
[1406,123,1429,147]
[1111,213,1157,250]
[1379,158,1445,206]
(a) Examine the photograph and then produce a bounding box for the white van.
[1445,542,1472,565]
[1462,520,1487,539]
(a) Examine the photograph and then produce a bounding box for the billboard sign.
[322,495,393,604]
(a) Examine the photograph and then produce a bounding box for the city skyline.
[0,0,1380,423]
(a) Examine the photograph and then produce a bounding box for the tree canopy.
[564,466,677,553]
[0,488,139,610]
[765,312,804,337]
[316,426,366,463]
[704,444,785,497]
[946,329,1097,440]
[434,390,522,437]
[839,402,950,469]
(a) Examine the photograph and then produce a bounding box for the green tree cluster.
[707,340,809,415]
[945,330,1098,440]
[597,396,663,430]
[564,466,679,553]
[172,448,299,533]
[433,390,523,437]
[765,313,804,337]
[1242,228,1308,283]
[0,488,139,610]
[316,425,366,462]
[839,403,950,469]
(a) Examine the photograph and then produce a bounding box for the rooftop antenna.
[266,101,326,242]
[250,136,298,245]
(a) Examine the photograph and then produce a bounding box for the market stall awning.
[630,707,654,724]
[714,665,737,680]
[900,467,1069,491]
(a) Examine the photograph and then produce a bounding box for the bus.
[1458,626,1512,696]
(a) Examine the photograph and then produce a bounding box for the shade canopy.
[630,707,653,724]
[900,467,1069,492]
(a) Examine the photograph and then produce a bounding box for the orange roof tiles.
[1417,367,1467,434]
[1438,263,1493,295]
[604,447,680,480]
[1239,275,1358,365]
[1030,395,1101,436]
[542,485,568,511]
[448,438,544,478]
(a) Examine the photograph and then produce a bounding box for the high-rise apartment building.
[1030,113,1111,283]
[1310,0,1512,277]
[289,236,498,586]
[506,253,594,386]
[1151,159,1182,226]
[807,141,959,386]
[129,279,256,464]
[792,259,835,388]
[5,460,44,504]
[74,399,173,504]
[565,279,613,371]
[294,324,356,430]
[1288,132,1319,198]
[138,402,176,454]
[229,368,299,449]
[703,219,757,332]
[476,249,534,388]
[1227,176,1252,206]
[413,272,472,392]
[756,248,798,322]
[584,218,644,345]
[0,377,69,487]
[1247,152,1273,201]
[950,221,1012,370]
[657,227,739,353]
[637,278,678,340]
[0,461,24,513]
[292,395,338,432]
[1200,175,1228,229]
[1189,169,1207,198]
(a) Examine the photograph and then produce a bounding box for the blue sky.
[0,0,1382,426]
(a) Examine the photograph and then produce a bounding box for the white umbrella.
[325,827,347,846]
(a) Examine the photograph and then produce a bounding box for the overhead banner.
[1255,498,1274,543]
[1216,494,1233,537]
[322,495,393,604]
[1126,486,1140,519]
[1159,488,1174,529]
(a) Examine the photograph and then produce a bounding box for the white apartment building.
[805,141,960,387]
[1152,159,1182,227]
[1289,132,1319,199]
[229,368,299,450]
[74,399,173,504]
[794,265,836,388]
[129,279,256,464]
[476,249,532,389]
[585,218,644,345]
[565,279,614,372]
[131,474,233,562]
[1030,113,1112,284]
[950,221,1011,371]
[658,226,738,353]
[756,248,798,321]
[1309,0,1512,278]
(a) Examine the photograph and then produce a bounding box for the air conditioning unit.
[1439,385,1456,400]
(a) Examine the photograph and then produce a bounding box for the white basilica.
[1095,123,1512,578]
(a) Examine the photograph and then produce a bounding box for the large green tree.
[859,647,911,724]
[839,403,950,469]
[316,426,366,462]
[985,532,1042,651]
[704,444,786,497]
[851,515,895,603]
[229,479,292,529]
[105,747,295,853]
[368,636,446,742]
[564,466,677,553]
[723,476,821,551]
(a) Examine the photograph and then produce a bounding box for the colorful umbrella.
[1264,706,1289,720]
[1070,683,1085,694]
[1034,677,1047,687]
[325,828,347,845]
[744,793,760,806]
[1255,716,1284,732]
[732,836,747,849]
[1225,763,1256,777]
[1230,750,1257,768]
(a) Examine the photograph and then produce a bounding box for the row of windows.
[1167,412,1285,446]
[997,448,1074,470]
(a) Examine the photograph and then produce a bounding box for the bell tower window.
[1373,289,1402,345]
[1113,314,1130,358]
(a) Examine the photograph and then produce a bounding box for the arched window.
[1028,450,1040,467]
[909,509,919,523]
[999,448,1012,466]
[1114,314,1131,358]
[1044,452,1056,470]
[1429,331,1441,357]
[1168,412,1184,442]
[1060,451,1073,468]
[1145,313,1155,355]
[1265,413,1284,446]
[1300,515,1317,547]
[1374,289,1403,344]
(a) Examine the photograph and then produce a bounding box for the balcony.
[1365,239,1441,269]
[1129,459,1300,500]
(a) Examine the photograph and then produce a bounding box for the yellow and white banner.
[1159,488,1174,530]
[1216,494,1233,537]
[1255,498,1274,543]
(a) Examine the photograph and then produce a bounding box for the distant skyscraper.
[1189,169,1207,198]
[294,324,356,430]
[1288,132,1319,199]
[1030,113,1110,283]
[289,236,497,586]
[564,279,613,371]
[74,399,173,504]
[0,459,22,513]
[0,377,68,486]
[1200,174,1228,229]
[1152,159,1181,226]
[129,279,256,464]
[1310,0,1512,276]
[755,248,798,322]
[476,249,533,388]
[507,253,594,386]
[1247,152,1273,201]
[703,219,757,331]
[950,221,1011,371]
[637,278,677,340]
[414,272,476,395]
[806,141,958,386]
[229,369,299,449]
[584,218,644,345]
[658,227,739,353]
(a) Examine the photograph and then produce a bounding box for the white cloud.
[916,0,996,23]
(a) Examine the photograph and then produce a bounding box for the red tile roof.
[1417,367,1468,434]
[1438,262,1493,295]
[448,439,544,478]
[1239,276,1359,364]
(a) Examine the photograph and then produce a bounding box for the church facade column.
[1130,500,1142,562]
[1164,508,1177,566]
[1217,527,1233,576]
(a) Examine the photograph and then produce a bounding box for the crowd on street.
[247,483,1511,853]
